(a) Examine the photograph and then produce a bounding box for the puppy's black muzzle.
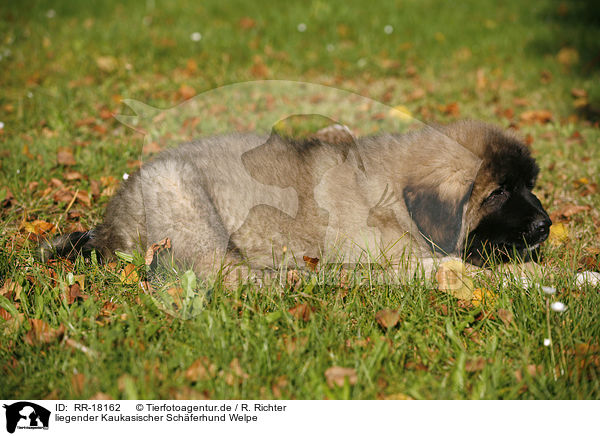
[522,190,552,246]
[527,216,552,245]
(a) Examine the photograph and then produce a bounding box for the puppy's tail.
[39,229,99,263]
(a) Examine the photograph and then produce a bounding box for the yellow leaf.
[557,47,579,66]
[436,260,474,300]
[120,263,139,285]
[471,288,497,307]
[388,105,413,121]
[549,223,568,245]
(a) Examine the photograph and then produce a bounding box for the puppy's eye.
[485,187,507,203]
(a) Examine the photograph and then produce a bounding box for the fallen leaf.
[382,393,414,400]
[557,47,579,66]
[144,237,172,266]
[57,147,77,166]
[224,358,249,386]
[303,255,319,271]
[286,269,301,289]
[120,263,139,285]
[549,223,568,245]
[578,255,600,272]
[22,220,55,237]
[0,279,22,300]
[325,366,357,388]
[178,84,196,100]
[520,110,553,124]
[375,309,400,329]
[550,203,591,223]
[476,68,486,90]
[288,303,315,322]
[185,357,217,382]
[53,189,74,204]
[513,97,530,107]
[465,357,486,372]
[497,308,514,327]
[438,102,460,117]
[24,319,65,345]
[96,55,118,72]
[389,105,413,120]
[238,16,256,30]
[406,87,426,101]
[66,283,88,304]
[472,288,497,307]
[71,373,86,396]
[89,392,114,400]
[436,260,474,300]
[63,171,84,181]
[250,59,269,79]
[571,88,588,99]
[75,116,96,127]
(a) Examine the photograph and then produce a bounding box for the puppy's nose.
[531,217,552,241]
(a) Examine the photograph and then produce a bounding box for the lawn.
[1,0,599,399]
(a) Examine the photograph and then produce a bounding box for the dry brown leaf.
[497,308,514,327]
[286,269,301,290]
[0,279,23,301]
[571,88,588,99]
[0,307,12,322]
[288,303,315,322]
[74,190,91,207]
[382,393,414,400]
[557,47,579,66]
[375,309,400,329]
[144,237,172,266]
[476,68,486,90]
[325,366,357,388]
[465,357,486,372]
[550,203,591,223]
[185,357,217,382]
[64,171,84,181]
[71,373,86,396]
[57,147,77,166]
[96,55,118,72]
[271,375,288,398]
[178,84,196,100]
[303,255,319,271]
[439,102,460,117]
[169,387,209,400]
[53,189,74,204]
[24,319,65,345]
[224,358,249,386]
[120,264,139,285]
[407,87,426,101]
[250,58,269,79]
[513,97,530,107]
[520,109,553,124]
[66,283,88,304]
[22,220,55,236]
[238,16,256,29]
[89,392,114,400]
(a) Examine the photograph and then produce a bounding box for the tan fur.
[47,120,544,280]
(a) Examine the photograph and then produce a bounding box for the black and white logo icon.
[3,402,50,434]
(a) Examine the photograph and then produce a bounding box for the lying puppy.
[42,121,551,280]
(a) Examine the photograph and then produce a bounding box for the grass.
[1,0,599,399]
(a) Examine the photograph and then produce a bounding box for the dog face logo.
[3,402,50,433]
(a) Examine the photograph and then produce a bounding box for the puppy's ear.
[403,184,471,254]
